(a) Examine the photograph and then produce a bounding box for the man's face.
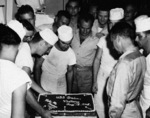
[21,12,35,27]
[89,6,97,19]
[58,40,71,51]
[67,1,80,17]
[97,10,109,27]
[23,30,34,42]
[79,20,92,38]
[57,16,70,27]
[124,5,136,21]
[136,32,148,49]
[37,41,53,56]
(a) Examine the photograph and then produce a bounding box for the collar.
[119,47,138,59]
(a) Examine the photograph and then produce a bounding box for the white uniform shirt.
[97,36,117,73]
[0,59,31,118]
[71,31,99,67]
[42,46,76,76]
[140,54,150,117]
[41,46,76,93]
[92,19,108,36]
[15,42,34,72]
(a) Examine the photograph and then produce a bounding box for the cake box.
[37,93,97,118]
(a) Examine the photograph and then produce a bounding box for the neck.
[98,23,106,28]
[123,44,136,53]
[0,50,16,63]
[28,42,35,55]
[71,16,78,22]
[144,40,150,55]
[55,42,65,51]
[80,35,88,42]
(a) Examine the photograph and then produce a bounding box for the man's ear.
[116,35,120,43]
[134,11,137,17]
[78,7,81,12]
[116,35,122,47]
[39,40,45,47]
[55,16,58,23]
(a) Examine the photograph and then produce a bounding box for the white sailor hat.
[39,28,58,45]
[134,15,150,32]
[110,8,124,22]
[58,25,73,42]
[7,20,26,41]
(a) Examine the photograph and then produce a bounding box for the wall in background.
[6,0,150,24]
[45,0,68,16]
[0,0,6,24]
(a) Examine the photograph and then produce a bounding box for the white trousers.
[94,69,110,118]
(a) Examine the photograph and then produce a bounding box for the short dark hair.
[110,21,136,43]
[31,32,42,43]
[123,1,137,11]
[78,13,94,26]
[19,20,35,31]
[56,10,71,21]
[66,0,80,9]
[88,2,98,10]
[15,5,35,21]
[0,24,21,50]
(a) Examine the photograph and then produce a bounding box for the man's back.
[107,49,146,118]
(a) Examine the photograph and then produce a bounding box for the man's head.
[30,28,58,56]
[57,25,73,51]
[66,0,80,17]
[55,10,71,28]
[135,16,150,53]
[109,22,136,54]
[88,3,98,19]
[0,24,21,61]
[7,20,26,41]
[78,13,94,39]
[109,8,124,30]
[124,2,137,22]
[20,20,35,42]
[15,5,35,27]
[97,6,109,28]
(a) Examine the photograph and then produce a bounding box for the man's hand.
[41,110,57,118]
[96,32,105,39]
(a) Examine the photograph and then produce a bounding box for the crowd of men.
[1,0,150,118]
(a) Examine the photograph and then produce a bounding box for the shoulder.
[124,51,144,62]
[97,36,106,46]
[93,19,98,26]
[19,42,29,48]
[91,35,100,42]
[18,43,30,53]
[68,48,76,55]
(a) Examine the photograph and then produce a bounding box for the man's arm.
[22,66,47,94]
[92,46,103,93]
[26,89,53,118]
[96,32,105,39]
[33,57,45,86]
[66,65,74,93]
[11,83,27,118]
